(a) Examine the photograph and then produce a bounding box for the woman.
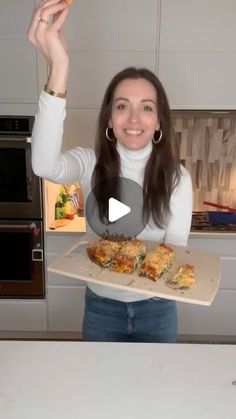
[28,0,192,343]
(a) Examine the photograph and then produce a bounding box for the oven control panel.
[0,116,34,136]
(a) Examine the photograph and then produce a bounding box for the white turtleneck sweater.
[32,91,192,302]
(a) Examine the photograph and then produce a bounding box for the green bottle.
[55,198,64,219]
[60,185,67,205]
[55,185,67,219]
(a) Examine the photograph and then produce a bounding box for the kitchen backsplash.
[172,111,236,212]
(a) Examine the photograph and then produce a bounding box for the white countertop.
[0,341,236,419]
[190,231,236,238]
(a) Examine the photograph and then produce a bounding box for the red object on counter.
[64,198,75,220]
[65,213,74,220]
[203,201,236,212]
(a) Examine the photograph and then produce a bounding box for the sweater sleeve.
[31,91,94,185]
[164,166,193,246]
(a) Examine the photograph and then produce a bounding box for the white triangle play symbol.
[108,198,131,222]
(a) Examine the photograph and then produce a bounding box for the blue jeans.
[83,287,177,343]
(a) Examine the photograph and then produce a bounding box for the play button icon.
[108,198,131,222]
[85,177,148,238]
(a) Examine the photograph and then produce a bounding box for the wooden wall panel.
[172,111,236,211]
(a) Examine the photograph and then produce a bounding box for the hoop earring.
[152,129,163,144]
[105,127,115,142]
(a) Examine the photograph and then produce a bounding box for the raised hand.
[27,0,70,92]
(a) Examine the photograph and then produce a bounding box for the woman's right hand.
[27,0,70,91]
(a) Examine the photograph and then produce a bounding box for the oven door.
[0,220,45,298]
[0,139,43,219]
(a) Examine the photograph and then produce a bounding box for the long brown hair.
[92,67,180,228]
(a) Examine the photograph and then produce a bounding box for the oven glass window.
[1,231,32,281]
[0,149,28,202]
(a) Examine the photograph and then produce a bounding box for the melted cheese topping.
[110,239,146,273]
[86,239,121,266]
[139,243,175,280]
[166,264,195,289]
[117,240,146,258]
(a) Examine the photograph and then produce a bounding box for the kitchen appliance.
[191,212,236,231]
[0,116,45,298]
[202,201,236,225]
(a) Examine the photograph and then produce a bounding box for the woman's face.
[109,78,159,150]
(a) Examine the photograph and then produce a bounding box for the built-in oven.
[0,220,44,298]
[0,116,43,219]
[0,115,45,298]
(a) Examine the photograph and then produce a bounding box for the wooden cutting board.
[48,234,221,306]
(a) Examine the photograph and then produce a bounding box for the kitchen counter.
[45,219,236,238]
[190,230,236,238]
[0,341,235,419]
[46,216,86,233]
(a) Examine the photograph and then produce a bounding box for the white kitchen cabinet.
[177,235,236,339]
[0,300,47,331]
[45,234,86,332]
[45,233,86,333]
[64,0,158,52]
[178,291,236,336]
[0,0,39,114]
[47,286,85,332]
[0,0,34,39]
[159,0,236,109]
[160,0,236,52]
[0,40,38,103]
[159,51,236,110]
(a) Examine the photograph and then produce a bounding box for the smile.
[124,129,143,136]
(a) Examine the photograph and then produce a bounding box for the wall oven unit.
[0,220,44,297]
[0,115,45,298]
